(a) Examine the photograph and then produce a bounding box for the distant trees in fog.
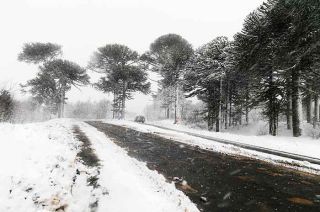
[65,99,112,119]
[11,0,320,137]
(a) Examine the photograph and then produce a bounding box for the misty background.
[0,0,264,114]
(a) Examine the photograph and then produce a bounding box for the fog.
[0,0,264,113]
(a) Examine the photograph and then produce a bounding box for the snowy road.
[87,121,320,212]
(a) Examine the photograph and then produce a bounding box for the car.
[134,115,145,123]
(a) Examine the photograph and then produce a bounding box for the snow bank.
[0,119,95,211]
[104,119,320,174]
[148,120,320,159]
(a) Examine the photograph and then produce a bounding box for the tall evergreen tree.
[145,34,193,124]
[19,43,89,117]
[40,59,90,117]
[184,37,231,131]
[89,44,150,119]
[233,0,320,136]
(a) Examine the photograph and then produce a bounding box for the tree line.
[145,0,320,137]
[17,43,151,120]
[15,0,320,138]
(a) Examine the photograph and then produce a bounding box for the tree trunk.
[174,85,179,124]
[225,99,228,129]
[291,69,302,137]
[61,89,65,118]
[174,99,177,124]
[306,92,312,123]
[112,91,116,119]
[269,105,278,136]
[229,101,232,127]
[215,108,220,132]
[208,108,214,131]
[57,104,61,118]
[245,88,249,125]
[121,81,127,119]
[245,106,249,125]
[239,104,242,126]
[215,116,220,132]
[59,84,66,118]
[268,70,278,136]
[313,95,319,128]
[218,77,223,130]
[286,93,292,130]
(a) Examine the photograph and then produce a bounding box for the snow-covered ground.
[0,119,93,211]
[105,119,320,174]
[147,120,320,159]
[0,119,198,212]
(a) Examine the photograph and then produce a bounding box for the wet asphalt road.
[87,121,320,212]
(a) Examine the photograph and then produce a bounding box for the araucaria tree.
[144,34,193,124]
[40,59,89,117]
[184,37,231,131]
[18,42,62,63]
[233,0,320,137]
[18,42,89,118]
[89,44,150,119]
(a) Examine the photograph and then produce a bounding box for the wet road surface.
[87,121,320,212]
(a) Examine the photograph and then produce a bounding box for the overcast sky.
[0,0,264,114]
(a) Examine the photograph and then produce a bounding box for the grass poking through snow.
[73,125,100,168]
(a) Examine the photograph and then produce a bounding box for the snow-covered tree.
[144,34,193,124]
[19,43,89,118]
[233,0,320,136]
[89,44,150,119]
[0,89,14,122]
[184,37,231,131]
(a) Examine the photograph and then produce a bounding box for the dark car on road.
[134,115,145,123]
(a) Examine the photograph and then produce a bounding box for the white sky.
[0,0,264,114]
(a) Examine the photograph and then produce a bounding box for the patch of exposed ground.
[72,125,107,211]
